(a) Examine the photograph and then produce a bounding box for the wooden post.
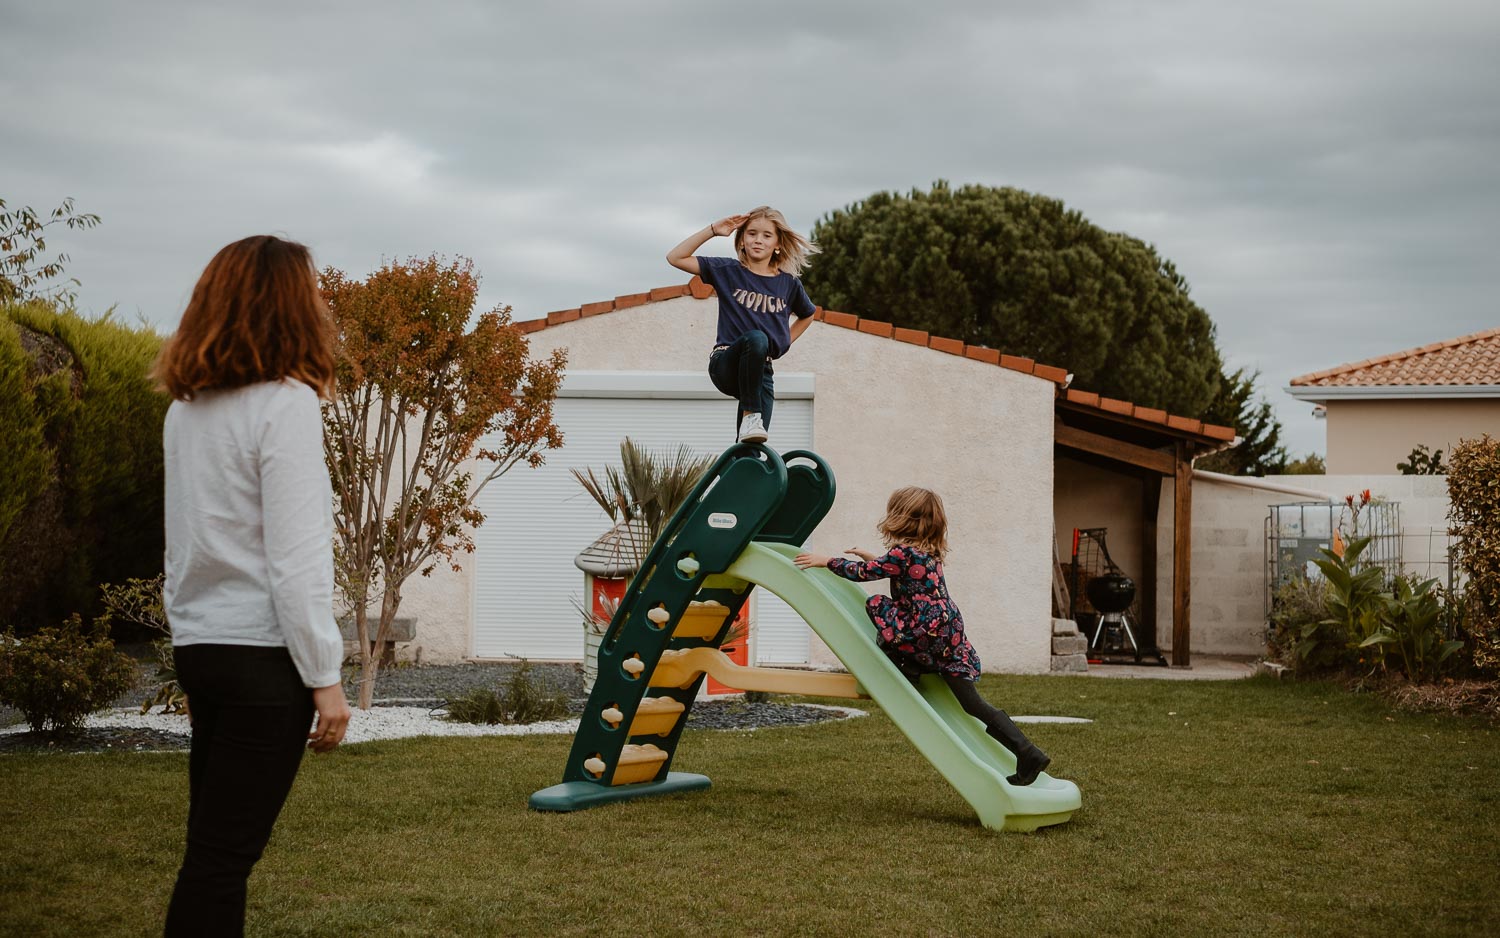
[1140,474,1160,653]
[1172,442,1194,666]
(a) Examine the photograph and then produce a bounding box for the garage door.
[472,371,814,663]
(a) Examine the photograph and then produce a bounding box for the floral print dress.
[826,545,981,681]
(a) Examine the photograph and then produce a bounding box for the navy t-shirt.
[696,255,816,359]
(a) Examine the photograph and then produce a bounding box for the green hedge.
[1449,434,1500,676]
[0,300,168,634]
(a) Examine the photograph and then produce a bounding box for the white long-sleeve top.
[163,379,343,688]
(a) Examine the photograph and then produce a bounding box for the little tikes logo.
[707,513,737,530]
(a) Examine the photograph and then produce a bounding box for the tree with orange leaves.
[320,256,566,708]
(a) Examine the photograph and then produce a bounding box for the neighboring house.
[398,278,1234,673]
[1288,327,1500,474]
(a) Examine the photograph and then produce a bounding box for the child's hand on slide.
[845,547,879,561]
[794,552,830,569]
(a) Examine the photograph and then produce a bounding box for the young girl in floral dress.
[795,486,1052,786]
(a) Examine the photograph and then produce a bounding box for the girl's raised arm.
[667,214,749,274]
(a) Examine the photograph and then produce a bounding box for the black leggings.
[708,330,775,433]
[165,644,315,938]
[942,673,1035,755]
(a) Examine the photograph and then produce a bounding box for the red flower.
[1361,489,1372,505]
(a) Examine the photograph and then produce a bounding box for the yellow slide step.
[627,697,685,736]
[670,600,732,639]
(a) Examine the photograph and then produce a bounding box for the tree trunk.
[355,587,404,710]
[357,651,380,710]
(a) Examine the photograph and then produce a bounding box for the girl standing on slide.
[667,206,818,444]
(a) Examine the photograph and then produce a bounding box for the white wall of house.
[1154,474,1453,657]
[399,295,1058,673]
[1322,398,1500,474]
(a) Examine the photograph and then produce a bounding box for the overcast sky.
[4,0,1497,456]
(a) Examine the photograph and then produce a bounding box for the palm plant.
[571,438,715,571]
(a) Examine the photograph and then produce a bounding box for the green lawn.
[3,675,1498,937]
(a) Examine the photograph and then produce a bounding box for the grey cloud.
[3,0,1496,456]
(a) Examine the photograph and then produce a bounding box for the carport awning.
[1054,391,1238,667]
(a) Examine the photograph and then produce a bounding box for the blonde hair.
[733,206,818,277]
[877,486,949,560]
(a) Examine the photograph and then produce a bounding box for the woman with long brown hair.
[155,235,349,936]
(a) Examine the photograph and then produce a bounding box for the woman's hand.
[845,547,880,562]
[794,552,831,569]
[307,684,351,753]
[709,213,749,238]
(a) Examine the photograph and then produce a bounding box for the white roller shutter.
[472,371,814,664]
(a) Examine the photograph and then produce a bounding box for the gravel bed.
[1,660,865,753]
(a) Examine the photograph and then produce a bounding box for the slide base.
[529,772,712,812]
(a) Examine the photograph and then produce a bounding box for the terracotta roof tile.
[893,327,929,346]
[1167,415,1203,434]
[1098,397,1134,415]
[999,354,1035,374]
[1033,363,1068,384]
[613,292,649,310]
[857,319,894,338]
[688,277,714,300]
[929,336,965,356]
[965,346,1001,365]
[1290,327,1500,387]
[1134,406,1167,425]
[579,301,613,318]
[546,308,581,326]
[1066,390,1100,407]
[823,310,858,329]
[648,284,690,302]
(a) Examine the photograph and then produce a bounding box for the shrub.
[1267,575,1334,667]
[443,658,570,725]
[1449,434,1500,676]
[1357,574,1463,683]
[0,614,137,735]
[0,301,168,634]
[1396,444,1445,475]
[1269,540,1461,683]
[96,575,185,715]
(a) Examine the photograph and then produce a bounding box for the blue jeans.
[708,330,775,437]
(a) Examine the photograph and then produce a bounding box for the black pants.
[165,644,315,938]
[708,330,775,434]
[942,673,1035,755]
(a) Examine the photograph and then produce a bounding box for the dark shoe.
[1006,745,1051,786]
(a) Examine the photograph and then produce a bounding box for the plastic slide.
[529,444,1081,832]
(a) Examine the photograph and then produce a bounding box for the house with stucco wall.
[1288,327,1500,474]
[396,275,1237,674]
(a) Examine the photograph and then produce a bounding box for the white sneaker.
[737,413,768,444]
